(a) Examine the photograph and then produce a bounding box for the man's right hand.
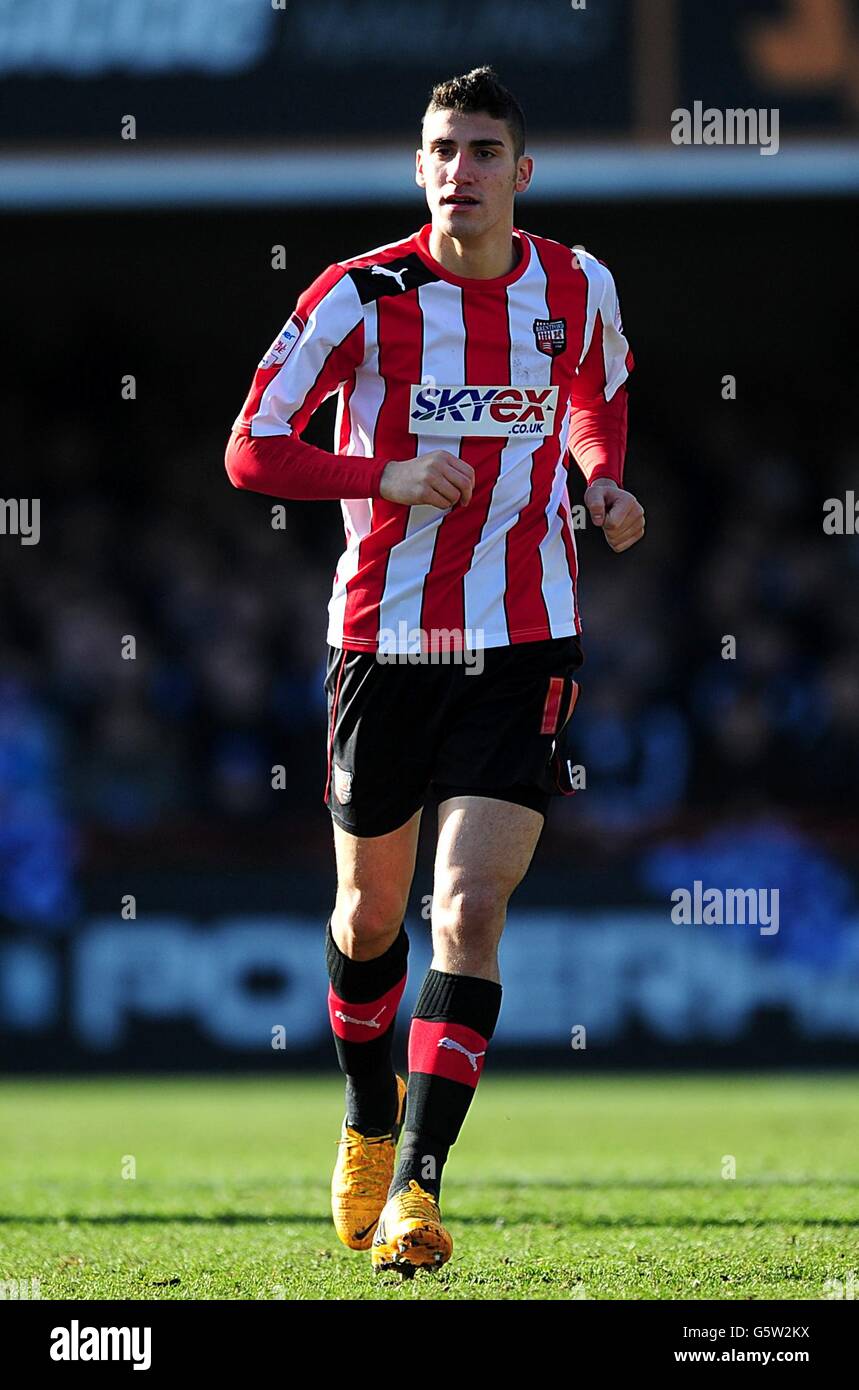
[379,450,475,510]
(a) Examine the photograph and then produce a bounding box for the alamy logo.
[823,492,859,533]
[437,1037,486,1072]
[1,498,40,545]
[334,1005,386,1029]
[376,622,485,674]
[670,102,779,156]
[670,881,779,936]
[0,1277,40,1299]
[372,264,409,291]
[50,1321,151,1370]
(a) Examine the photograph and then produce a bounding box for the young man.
[225,66,644,1277]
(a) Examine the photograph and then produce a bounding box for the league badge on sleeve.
[532,317,567,357]
[258,311,305,369]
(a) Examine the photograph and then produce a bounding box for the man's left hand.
[583,480,645,553]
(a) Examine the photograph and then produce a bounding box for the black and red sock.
[325,916,408,1136]
[389,968,502,1201]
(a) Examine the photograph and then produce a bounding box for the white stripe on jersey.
[327,299,386,644]
[575,250,631,400]
[375,279,467,642]
[598,267,632,400]
[576,251,603,376]
[349,298,387,458]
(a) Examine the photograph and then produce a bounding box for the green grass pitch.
[1,1074,856,1300]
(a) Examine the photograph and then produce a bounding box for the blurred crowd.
[1,387,858,924]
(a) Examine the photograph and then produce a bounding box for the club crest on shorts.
[532,317,567,357]
[333,764,353,805]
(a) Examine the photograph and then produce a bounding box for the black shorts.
[323,635,584,838]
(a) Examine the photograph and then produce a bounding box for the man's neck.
[428,222,520,280]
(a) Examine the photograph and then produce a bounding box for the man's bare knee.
[331,889,407,960]
[431,880,507,960]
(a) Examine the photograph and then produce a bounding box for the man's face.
[416,109,532,241]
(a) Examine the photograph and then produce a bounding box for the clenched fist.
[584,479,645,552]
[380,450,475,510]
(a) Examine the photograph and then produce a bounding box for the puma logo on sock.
[334,1005,387,1029]
[437,1036,486,1071]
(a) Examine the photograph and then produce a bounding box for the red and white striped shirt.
[226,223,633,652]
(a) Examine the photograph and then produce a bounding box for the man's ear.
[515,155,534,195]
[415,148,426,189]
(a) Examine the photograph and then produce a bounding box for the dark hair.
[423,66,526,160]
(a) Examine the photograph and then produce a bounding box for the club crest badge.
[532,317,567,357]
[333,764,353,805]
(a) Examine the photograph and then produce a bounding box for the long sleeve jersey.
[225,222,633,652]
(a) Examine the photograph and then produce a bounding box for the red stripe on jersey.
[541,676,564,734]
[342,291,423,646]
[419,285,511,645]
[502,437,550,641]
[327,977,406,1043]
[296,263,349,318]
[575,310,606,397]
[408,1018,488,1089]
[504,239,585,640]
